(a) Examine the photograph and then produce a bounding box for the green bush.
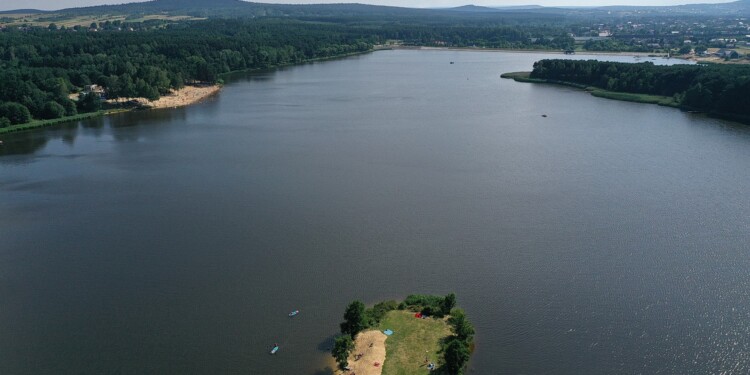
[365,300,398,326]
[403,294,455,317]
[0,102,32,125]
[41,101,66,119]
[403,294,444,309]
[0,117,10,128]
[332,335,354,370]
[448,309,474,342]
[443,337,470,375]
[77,93,102,113]
[340,300,366,336]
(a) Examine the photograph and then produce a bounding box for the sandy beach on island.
[336,330,388,375]
[106,84,221,109]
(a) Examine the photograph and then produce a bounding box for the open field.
[378,311,451,375]
[0,13,202,27]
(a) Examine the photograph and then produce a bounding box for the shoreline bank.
[107,84,222,110]
[501,71,750,125]
[501,71,679,106]
[0,47,684,136]
[0,85,221,135]
[0,49,375,136]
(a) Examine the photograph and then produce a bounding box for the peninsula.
[502,59,750,124]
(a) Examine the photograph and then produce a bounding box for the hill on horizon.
[1,0,747,19]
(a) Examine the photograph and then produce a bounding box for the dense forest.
[0,19,374,127]
[0,16,579,128]
[530,59,750,118]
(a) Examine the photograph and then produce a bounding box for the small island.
[332,294,474,375]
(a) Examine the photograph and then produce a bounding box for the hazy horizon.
[0,0,736,12]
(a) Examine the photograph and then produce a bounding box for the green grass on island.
[333,294,474,375]
[377,310,452,375]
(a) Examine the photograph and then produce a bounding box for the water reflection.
[0,132,51,157]
[109,108,187,129]
[0,108,190,157]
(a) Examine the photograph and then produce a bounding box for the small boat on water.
[270,344,280,354]
[289,310,299,317]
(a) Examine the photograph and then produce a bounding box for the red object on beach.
[415,312,422,318]
[374,362,380,367]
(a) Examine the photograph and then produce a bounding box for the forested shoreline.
[0,15,581,131]
[0,19,375,128]
[529,59,750,119]
[2,8,749,131]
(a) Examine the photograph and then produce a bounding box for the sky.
[0,0,734,11]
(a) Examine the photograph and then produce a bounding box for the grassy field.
[500,71,538,82]
[377,310,452,375]
[589,89,679,107]
[0,13,202,27]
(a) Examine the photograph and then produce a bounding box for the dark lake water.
[2,50,750,374]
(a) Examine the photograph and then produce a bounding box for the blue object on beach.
[383,329,394,336]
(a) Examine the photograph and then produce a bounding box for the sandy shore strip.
[106,84,221,109]
[336,330,388,375]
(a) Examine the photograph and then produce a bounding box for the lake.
[2,49,749,374]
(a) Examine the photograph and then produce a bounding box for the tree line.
[0,19,374,127]
[530,59,750,118]
[0,13,597,129]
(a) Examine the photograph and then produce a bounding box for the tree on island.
[443,338,471,375]
[448,308,475,342]
[332,335,354,370]
[340,300,366,336]
[442,306,474,374]
[441,293,456,316]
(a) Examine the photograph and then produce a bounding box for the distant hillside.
[2,0,747,19]
[492,5,545,10]
[601,0,748,14]
[448,5,502,12]
[0,9,50,14]
[56,0,428,18]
